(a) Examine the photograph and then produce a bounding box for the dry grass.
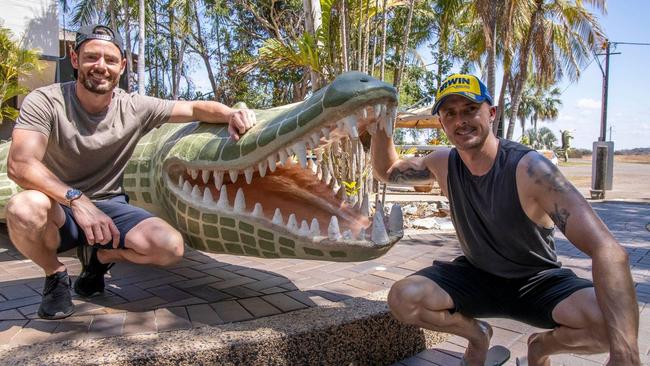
[614,155,650,164]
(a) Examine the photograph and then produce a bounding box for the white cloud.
[576,98,601,110]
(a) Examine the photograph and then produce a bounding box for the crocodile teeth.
[342,230,353,240]
[361,192,370,217]
[272,208,283,225]
[385,106,397,137]
[278,149,289,166]
[190,168,199,180]
[228,169,238,183]
[388,203,404,236]
[310,133,320,147]
[342,115,359,138]
[293,142,307,169]
[202,188,214,204]
[374,103,383,119]
[287,214,298,232]
[217,186,230,209]
[378,105,387,129]
[267,154,277,172]
[310,218,320,236]
[252,203,264,217]
[213,171,224,190]
[328,216,342,241]
[358,227,367,240]
[201,170,210,184]
[361,108,368,119]
[191,185,202,198]
[299,220,310,236]
[234,188,246,213]
[178,175,184,188]
[321,127,330,140]
[258,161,268,178]
[244,167,254,184]
[182,181,192,195]
[371,209,390,245]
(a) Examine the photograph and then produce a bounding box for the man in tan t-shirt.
[5,24,257,320]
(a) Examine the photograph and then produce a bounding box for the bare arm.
[8,129,119,247]
[169,101,256,141]
[370,126,436,186]
[520,152,639,365]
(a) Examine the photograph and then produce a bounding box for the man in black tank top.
[371,74,639,365]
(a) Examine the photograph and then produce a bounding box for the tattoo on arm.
[388,168,432,185]
[549,203,570,233]
[526,156,576,193]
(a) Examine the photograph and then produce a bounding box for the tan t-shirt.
[14,81,175,200]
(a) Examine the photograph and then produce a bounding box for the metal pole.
[599,41,610,141]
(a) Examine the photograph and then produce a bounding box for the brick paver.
[0,201,648,366]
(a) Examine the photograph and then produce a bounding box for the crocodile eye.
[360,77,369,82]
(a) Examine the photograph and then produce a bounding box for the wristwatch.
[65,188,83,206]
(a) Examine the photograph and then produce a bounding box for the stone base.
[0,291,446,365]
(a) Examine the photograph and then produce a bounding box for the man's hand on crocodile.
[70,196,120,248]
[228,109,257,141]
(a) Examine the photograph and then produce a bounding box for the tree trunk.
[357,0,363,71]
[303,0,322,90]
[362,0,371,73]
[493,72,509,136]
[379,0,388,81]
[340,0,349,72]
[394,0,415,93]
[122,1,134,92]
[369,0,379,76]
[138,0,145,95]
[193,2,218,96]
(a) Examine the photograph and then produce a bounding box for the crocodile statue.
[0,72,404,262]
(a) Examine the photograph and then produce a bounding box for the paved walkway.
[0,201,648,365]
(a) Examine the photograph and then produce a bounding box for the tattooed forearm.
[388,168,432,185]
[549,203,570,233]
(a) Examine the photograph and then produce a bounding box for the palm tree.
[505,0,605,140]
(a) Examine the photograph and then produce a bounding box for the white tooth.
[328,216,342,241]
[202,188,214,203]
[389,204,404,236]
[272,208,283,225]
[190,169,199,180]
[287,214,298,232]
[386,106,397,137]
[182,181,192,195]
[234,188,246,213]
[244,167,254,184]
[213,171,224,190]
[378,105,387,129]
[217,186,230,209]
[293,142,307,168]
[201,170,210,184]
[361,193,370,217]
[371,209,390,245]
[191,185,202,198]
[321,127,330,140]
[310,218,321,235]
[299,220,310,235]
[342,115,359,138]
[178,175,184,188]
[228,169,238,183]
[374,103,382,119]
[311,133,320,147]
[342,230,353,240]
[267,154,277,172]
[258,160,268,177]
[361,108,368,119]
[252,203,264,217]
[278,149,289,165]
[332,180,340,194]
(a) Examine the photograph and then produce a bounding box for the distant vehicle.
[537,149,559,166]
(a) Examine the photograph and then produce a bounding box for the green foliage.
[0,27,42,122]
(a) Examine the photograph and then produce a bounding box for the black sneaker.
[74,245,114,297]
[37,270,74,320]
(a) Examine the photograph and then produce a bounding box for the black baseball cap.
[75,24,124,56]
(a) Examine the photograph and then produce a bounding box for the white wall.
[0,0,59,57]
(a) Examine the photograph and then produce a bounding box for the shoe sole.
[37,307,74,320]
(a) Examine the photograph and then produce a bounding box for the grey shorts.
[57,194,154,252]
[411,256,594,329]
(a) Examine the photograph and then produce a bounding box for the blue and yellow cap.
[431,74,493,115]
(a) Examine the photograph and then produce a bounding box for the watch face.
[66,189,82,200]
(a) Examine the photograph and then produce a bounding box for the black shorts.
[58,194,154,252]
[412,256,594,329]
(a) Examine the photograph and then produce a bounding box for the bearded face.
[72,40,124,95]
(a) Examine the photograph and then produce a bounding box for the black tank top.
[447,139,560,278]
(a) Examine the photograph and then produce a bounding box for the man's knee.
[6,191,56,230]
[130,221,184,266]
[388,277,432,324]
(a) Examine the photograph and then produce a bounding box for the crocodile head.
[146,72,403,261]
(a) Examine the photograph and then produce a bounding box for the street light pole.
[599,41,610,141]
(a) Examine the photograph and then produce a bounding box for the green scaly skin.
[0,72,403,261]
